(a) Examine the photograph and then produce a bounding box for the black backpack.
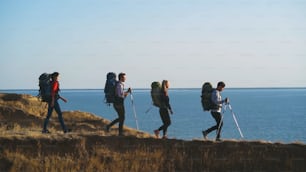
[104,72,118,105]
[201,82,215,111]
[38,73,52,102]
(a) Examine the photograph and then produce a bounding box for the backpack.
[104,72,118,104]
[151,81,162,108]
[38,73,52,102]
[201,82,214,111]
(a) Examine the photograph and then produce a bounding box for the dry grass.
[2,146,164,172]
[2,136,305,172]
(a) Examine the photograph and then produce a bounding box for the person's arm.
[212,90,229,105]
[50,82,58,107]
[116,83,124,98]
[116,83,130,98]
[167,99,173,114]
[161,91,173,114]
[165,96,172,112]
[59,95,68,103]
[211,90,223,106]
[124,88,131,97]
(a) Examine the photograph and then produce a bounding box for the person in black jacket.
[154,80,173,139]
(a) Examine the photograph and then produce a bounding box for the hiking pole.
[227,103,244,138]
[129,91,139,130]
[145,106,153,114]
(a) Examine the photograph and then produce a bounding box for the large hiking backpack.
[38,73,52,102]
[201,82,214,111]
[104,72,118,104]
[151,81,162,108]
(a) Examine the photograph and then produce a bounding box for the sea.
[1,88,306,144]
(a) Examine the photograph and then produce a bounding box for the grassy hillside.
[0,93,305,172]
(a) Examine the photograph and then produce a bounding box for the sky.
[1,0,305,89]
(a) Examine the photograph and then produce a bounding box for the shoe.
[105,125,110,132]
[215,138,222,142]
[64,129,72,133]
[154,130,160,138]
[202,131,208,140]
[42,129,50,134]
[162,135,168,139]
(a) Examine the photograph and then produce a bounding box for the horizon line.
[1,87,306,91]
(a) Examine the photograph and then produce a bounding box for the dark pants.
[158,108,171,136]
[108,102,125,135]
[43,100,67,132]
[205,111,223,139]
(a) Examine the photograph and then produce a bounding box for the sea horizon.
[1,88,306,143]
[1,87,306,91]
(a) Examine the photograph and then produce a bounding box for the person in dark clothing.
[106,73,131,136]
[42,72,70,134]
[154,80,173,139]
[202,81,228,141]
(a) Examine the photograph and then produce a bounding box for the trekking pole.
[145,106,153,114]
[228,103,244,138]
[129,91,139,130]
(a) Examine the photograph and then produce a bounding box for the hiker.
[202,81,229,141]
[42,72,70,133]
[154,80,173,139]
[106,72,131,136]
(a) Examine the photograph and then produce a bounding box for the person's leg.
[203,111,222,139]
[157,108,165,131]
[53,100,67,132]
[214,112,223,139]
[107,104,121,130]
[107,118,119,129]
[204,112,219,133]
[117,104,125,135]
[108,103,125,135]
[42,103,53,132]
[159,108,171,137]
[154,108,164,138]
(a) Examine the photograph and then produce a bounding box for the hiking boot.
[105,125,110,132]
[42,129,50,134]
[154,130,160,138]
[215,138,222,142]
[202,130,208,140]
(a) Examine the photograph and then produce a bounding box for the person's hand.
[60,96,68,103]
[62,97,68,103]
[127,87,132,93]
[225,97,229,104]
[169,109,173,114]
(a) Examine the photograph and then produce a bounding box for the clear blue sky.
[1,0,305,89]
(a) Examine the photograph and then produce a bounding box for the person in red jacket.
[42,72,70,133]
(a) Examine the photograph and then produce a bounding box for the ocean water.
[1,88,306,143]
